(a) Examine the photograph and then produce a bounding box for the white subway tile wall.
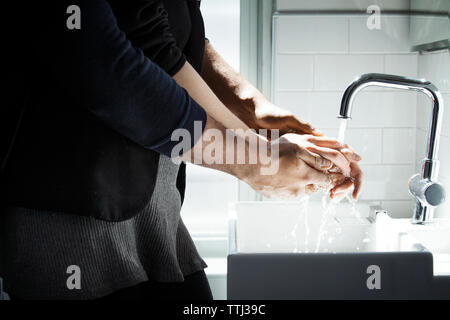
[274,54,315,90]
[382,128,416,164]
[274,16,349,53]
[273,14,428,217]
[348,16,410,53]
[276,0,411,11]
[418,51,450,219]
[384,54,418,77]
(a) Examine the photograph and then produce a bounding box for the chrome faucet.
[338,73,446,224]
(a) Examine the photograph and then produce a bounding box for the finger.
[285,116,323,136]
[297,148,332,171]
[305,167,332,188]
[353,178,362,200]
[330,187,351,200]
[307,138,362,162]
[340,146,362,162]
[329,172,347,185]
[330,180,354,199]
[351,164,363,200]
[306,136,344,149]
[305,145,351,176]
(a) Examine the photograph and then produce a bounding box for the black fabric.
[9,270,213,301]
[1,0,206,221]
[107,0,187,76]
[107,0,205,75]
[98,270,213,300]
[108,0,206,206]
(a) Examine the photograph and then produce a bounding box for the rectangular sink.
[399,219,450,276]
[227,201,450,300]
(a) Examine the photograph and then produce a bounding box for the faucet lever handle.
[409,174,446,207]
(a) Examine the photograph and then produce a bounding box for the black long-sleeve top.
[1,0,207,221]
[46,0,206,155]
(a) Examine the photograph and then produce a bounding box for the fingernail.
[353,154,362,161]
[313,129,323,136]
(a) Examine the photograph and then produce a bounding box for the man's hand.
[253,98,322,137]
[200,41,363,200]
[202,41,320,137]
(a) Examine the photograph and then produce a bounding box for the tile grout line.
[380,128,385,165]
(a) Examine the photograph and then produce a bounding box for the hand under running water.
[278,134,363,200]
[328,161,363,200]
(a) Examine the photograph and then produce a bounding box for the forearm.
[201,41,321,137]
[201,41,265,126]
[179,115,266,182]
[173,61,250,131]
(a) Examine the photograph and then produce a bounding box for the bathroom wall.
[416,50,450,219]
[276,0,411,11]
[272,13,421,218]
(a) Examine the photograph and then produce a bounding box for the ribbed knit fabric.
[0,156,207,300]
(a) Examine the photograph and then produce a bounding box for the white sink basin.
[392,219,450,276]
[229,201,421,254]
[227,201,450,299]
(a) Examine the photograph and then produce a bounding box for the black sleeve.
[39,0,206,156]
[107,0,187,76]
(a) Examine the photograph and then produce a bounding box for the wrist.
[235,136,270,183]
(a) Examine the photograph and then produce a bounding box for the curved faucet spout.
[338,73,445,224]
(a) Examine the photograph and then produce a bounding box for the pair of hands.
[243,99,363,200]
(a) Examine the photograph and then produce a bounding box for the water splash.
[290,195,310,252]
[315,188,338,252]
[288,118,369,253]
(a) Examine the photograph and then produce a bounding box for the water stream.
[290,118,367,253]
[337,118,348,143]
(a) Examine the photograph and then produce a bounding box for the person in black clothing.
[0,0,362,300]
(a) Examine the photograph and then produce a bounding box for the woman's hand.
[270,134,363,200]
[241,137,332,198]
[242,134,361,199]
[329,161,363,200]
[278,134,361,176]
